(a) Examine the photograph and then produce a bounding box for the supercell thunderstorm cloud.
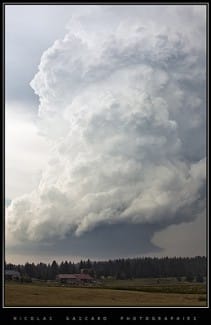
[6,6,206,259]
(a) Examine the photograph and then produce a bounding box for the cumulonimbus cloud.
[6,6,206,244]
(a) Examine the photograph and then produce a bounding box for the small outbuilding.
[5,270,21,280]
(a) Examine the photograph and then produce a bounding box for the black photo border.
[0,1,209,323]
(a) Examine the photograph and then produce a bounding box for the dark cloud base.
[6,223,162,260]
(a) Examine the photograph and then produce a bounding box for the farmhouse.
[5,270,21,280]
[56,273,94,284]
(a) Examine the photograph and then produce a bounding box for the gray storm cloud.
[6,6,206,245]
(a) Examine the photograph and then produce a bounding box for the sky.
[5,4,207,264]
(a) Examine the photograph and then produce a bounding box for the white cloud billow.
[6,6,206,244]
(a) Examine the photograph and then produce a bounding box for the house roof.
[57,273,93,280]
[77,273,93,280]
[5,270,20,276]
[57,274,77,279]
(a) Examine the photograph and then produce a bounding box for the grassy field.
[5,279,207,307]
[102,277,207,294]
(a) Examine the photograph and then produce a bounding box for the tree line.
[5,256,206,281]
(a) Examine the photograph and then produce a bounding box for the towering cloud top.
[6,6,206,248]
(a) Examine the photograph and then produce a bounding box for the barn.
[56,273,94,284]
